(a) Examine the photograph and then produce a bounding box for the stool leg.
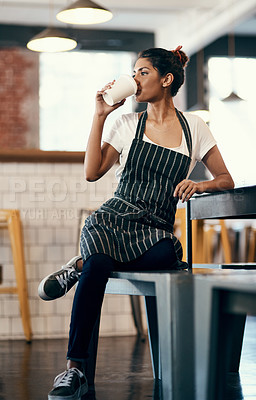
[8,210,32,342]
[144,296,160,380]
[155,274,194,400]
[220,220,232,263]
[193,220,205,263]
[130,295,146,340]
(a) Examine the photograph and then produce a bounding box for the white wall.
[0,161,145,340]
[155,0,256,56]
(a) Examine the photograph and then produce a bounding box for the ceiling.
[0,0,256,53]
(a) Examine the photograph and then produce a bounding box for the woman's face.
[133,58,165,103]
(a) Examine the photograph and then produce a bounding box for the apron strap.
[175,109,192,158]
[135,111,147,140]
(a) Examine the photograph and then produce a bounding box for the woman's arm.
[173,145,234,202]
[84,84,125,182]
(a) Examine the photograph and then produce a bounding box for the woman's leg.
[67,253,117,363]
[119,238,180,271]
[48,253,116,400]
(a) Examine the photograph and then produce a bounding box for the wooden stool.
[0,209,32,342]
[247,227,256,262]
[174,208,232,263]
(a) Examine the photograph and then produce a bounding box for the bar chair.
[0,209,32,342]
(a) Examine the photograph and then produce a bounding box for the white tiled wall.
[0,162,146,340]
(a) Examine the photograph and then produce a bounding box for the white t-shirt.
[103,112,217,181]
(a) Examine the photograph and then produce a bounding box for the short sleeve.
[194,116,217,161]
[102,117,124,154]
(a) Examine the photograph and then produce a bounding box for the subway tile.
[2,163,18,175]
[114,314,136,334]
[46,245,65,262]
[46,315,65,334]
[123,295,134,313]
[23,227,38,245]
[99,314,115,334]
[37,262,57,281]
[38,299,56,316]
[46,215,64,227]
[28,281,41,299]
[0,177,11,192]
[18,163,38,175]
[10,317,24,337]
[29,245,46,263]
[0,246,12,263]
[37,227,54,245]
[1,196,19,209]
[0,317,10,335]
[55,297,73,315]
[71,163,84,175]
[3,299,20,317]
[37,163,54,175]
[105,295,124,314]
[63,245,77,261]
[1,264,16,282]
[54,227,71,244]
[31,316,48,335]
[53,163,72,175]
[25,263,37,281]
[29,299,39,317]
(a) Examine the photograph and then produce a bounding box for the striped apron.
[80,109,192,264]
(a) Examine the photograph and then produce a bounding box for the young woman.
[39,46,234,400]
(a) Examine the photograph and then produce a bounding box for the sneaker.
[48,367,88,400]
[38,256,82,301]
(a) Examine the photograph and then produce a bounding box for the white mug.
[103,74,137,106]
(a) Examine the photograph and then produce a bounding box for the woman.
[39,46,234,400]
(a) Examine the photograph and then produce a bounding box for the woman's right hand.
[95,80,126,117]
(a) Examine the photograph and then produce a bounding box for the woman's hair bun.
[177,50,189,68]
[172,46,189,68]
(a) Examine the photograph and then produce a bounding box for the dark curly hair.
[137,47,189,97]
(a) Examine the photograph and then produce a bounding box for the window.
[39,51,136,151]
[208,57,256,187]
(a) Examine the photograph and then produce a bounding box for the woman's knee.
[81,253,116,279]
[141,239,178,269]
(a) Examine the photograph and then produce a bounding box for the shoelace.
[53,368,83,396]
[55,266,80,291]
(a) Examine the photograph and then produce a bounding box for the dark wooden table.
[186,185,256,269]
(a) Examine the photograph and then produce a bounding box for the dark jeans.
[67,238,179,361]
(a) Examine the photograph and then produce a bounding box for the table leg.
[155,274,194,400]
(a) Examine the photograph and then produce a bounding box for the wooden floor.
[0,316,256,400]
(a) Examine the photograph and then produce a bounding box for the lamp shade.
[27,27,77,53]
[56,0,113,25]
[222,91,244,102]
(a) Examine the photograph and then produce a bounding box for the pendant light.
[27,27,77,53]
[26,0,77,53]
[222,33,243,103]
[56,0,113,25]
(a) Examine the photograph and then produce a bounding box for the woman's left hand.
[173,179,204,202]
